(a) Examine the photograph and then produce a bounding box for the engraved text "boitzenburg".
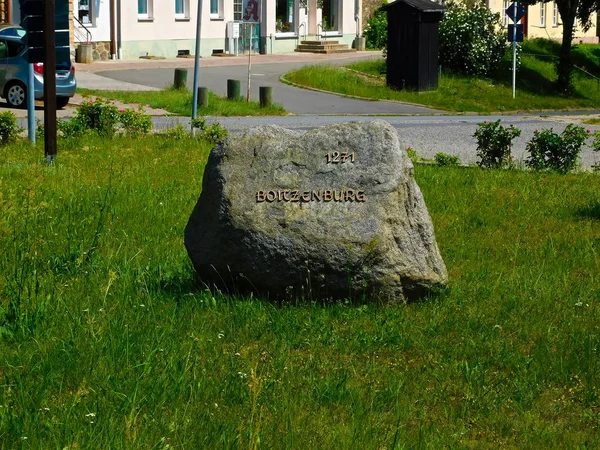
[256,189,366,203]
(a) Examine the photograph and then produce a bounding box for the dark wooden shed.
[384,0,444,92]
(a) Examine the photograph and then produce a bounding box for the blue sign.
[505,2,526,22]
[508,24,524,42]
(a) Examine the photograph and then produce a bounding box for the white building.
[69,0,362,59]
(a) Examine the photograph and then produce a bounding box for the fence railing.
[74,16,92,44]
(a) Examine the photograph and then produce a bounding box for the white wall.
[73,0,111,42]
[120,0,231,42]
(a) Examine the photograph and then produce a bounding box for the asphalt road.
[151,114,600,168]
[74,56,600,168]
[95,59,440,115]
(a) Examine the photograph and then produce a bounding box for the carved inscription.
[327,151,355,164]
[256,189,366,203]
[256,151,365,203]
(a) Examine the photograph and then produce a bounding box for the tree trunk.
[557,13,575,93]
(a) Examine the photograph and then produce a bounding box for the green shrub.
[165,124,188,140]
[119,106,153,137]
[439,1,506,76]
[58,98,153,139]
[473,120,521,168]
[364,2,387,50]
[434,152,461,166]
[191,117,228,144]
[0,111,22,145]
[75,97,120,137]
[525,124,589,173]
[406,146,418,163]
[57,119,88,139]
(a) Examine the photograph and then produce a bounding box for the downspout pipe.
[110,0,117,59]
[117,0,122,59]
[354,0,361,37]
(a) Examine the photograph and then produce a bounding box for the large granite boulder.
[184,120,447,302]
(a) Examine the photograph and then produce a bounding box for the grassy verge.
[78,87,288,116]
[1,138,600,447]
[284,51,600,113]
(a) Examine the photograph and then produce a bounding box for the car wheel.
[56,97,70,109]
[5,82,27,108]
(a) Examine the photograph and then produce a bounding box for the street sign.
[21,14,43,31]
[508,24,524,42]
[20,0,43,17]
[24,46,70,63]
[23,30,69,47]
[505,2,526,22]
[20,0,71,63]
[55,13,69,30]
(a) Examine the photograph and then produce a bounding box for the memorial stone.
[185,121,448,302]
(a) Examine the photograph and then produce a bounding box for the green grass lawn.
[78,87,288,117]
[284,43,600,113]
[1,137,600,447]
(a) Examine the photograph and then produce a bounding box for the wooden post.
[174,68,188,90]
[44,0,57,162]
[259,86,272,108]
[198,87,208,108]
[227,79,240,100]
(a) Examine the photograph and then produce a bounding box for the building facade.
[65,0,361,59]
[488,0,598,44]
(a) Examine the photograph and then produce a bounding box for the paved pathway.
[75,51,441,115]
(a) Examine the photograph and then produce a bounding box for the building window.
[503,0,509,27]
[211,0,224,18]
[234,0,243,20]
[138,0,153,18]
[276,0,294,32]
[552,2,558,26]
[540,3,545,27]
[176,0,189,18]
[78,0,95,26]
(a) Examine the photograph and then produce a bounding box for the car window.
[0,41,6,58]
[0,28,26,38]
[6,40,24,57]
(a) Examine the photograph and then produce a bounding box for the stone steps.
[295,40,357,54]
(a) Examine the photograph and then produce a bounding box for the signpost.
[20,0,70,161]
[191,0,204,124]
[505,1,525,99]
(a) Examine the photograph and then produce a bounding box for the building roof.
[383,0,445,13]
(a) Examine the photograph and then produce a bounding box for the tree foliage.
[364,1,387,50]
[439,1,506,76]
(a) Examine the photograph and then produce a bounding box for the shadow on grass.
[576,201,600,220]
[489,60,587,98]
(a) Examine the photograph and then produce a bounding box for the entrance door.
[321,0,338,32]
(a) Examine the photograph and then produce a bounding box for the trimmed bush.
[434,152,461,167]
[0,111,22,145]
[473,120,521,168]
[525,124,589,173]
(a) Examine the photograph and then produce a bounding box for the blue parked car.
[0,24,76,109]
